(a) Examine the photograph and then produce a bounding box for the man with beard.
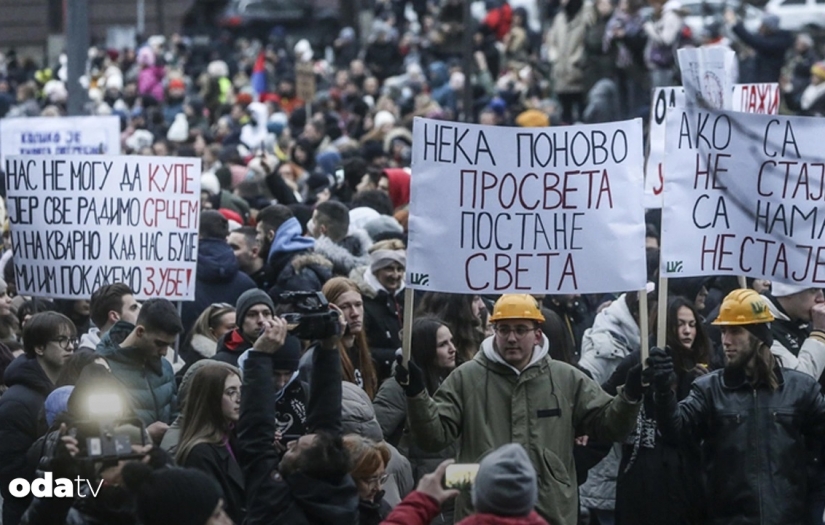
[650,289,825,525]
[238,307,359,523]
[255,204,332,297]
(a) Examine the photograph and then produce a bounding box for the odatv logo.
[9,472,103,498]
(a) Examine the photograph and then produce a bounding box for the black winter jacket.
[183,441,246,525]
[0,356,54,525]
[604,350,705,525]
[362,289,403,383]
[654,366,825,525]
[181,238,256,334]
[238,349,359,524]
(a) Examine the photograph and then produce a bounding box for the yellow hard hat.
[489,294,545,323]
[712,289,774,326]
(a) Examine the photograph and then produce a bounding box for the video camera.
[279,291,341,340]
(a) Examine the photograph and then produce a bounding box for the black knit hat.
[123,464,223,525]
[271,334,302,372]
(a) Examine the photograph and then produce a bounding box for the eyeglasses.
[362,473,389,487]
[51,336,78,350]
[223,387,241,401]
[494,325,536,338]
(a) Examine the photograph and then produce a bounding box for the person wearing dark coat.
[604,297,710,525]
[0,312,75,525]
[237,335,308,439]
[256,205,333,299]
[213,289,275,367]
[181,211,256,334]
[176,365,246,524]
[237,314,359,524]
[350,247,406,382]
[727,11,794,83]
[364,21,403,82]
[650,290,825,525]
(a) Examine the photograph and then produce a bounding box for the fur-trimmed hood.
[349,265,377,298]
[291,252,334,274]
[315,229,372,277]
[190,333,219,359]
[348,264,403,299]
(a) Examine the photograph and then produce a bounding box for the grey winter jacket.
[341,382,413,508]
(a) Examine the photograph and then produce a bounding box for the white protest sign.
[407,117,648,294]
[644,83,779,209]
[678,47,736,110]
[0,116,121,168]
[4,155,201,300]
[660,109,825,286]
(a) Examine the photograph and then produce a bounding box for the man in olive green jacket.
[397,295,643,525]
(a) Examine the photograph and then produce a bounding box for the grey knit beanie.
[472,443,537,517]
[235,289,275,331]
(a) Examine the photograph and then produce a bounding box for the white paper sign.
[660,109,825,287]
[732,83,781,114]
[4,155,201,300]
[678,47,737,110]
[407,117,648,294]
[0,116,121,168]
[644,83,779,209]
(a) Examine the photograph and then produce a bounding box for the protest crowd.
[2,0,825,524]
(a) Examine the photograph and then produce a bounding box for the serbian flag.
[251,50,266,99]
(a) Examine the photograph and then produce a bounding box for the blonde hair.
[190,304,235,342]
[369,238,405,253]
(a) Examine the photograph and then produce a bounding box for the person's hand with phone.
[417,459,460,506]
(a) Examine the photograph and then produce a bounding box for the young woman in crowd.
[373,316,459,525]
[300,277,378,399]
[0,278,19,342]
[353,239,406,382]
[343,434,392,525]
[416,293,486,365]
[178,303,236,379]
[602,296,711,525]
[175,364,245,525]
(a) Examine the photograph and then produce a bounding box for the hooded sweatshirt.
[268,217,315,262]
[480,334,550,376]
[78,326,101,352]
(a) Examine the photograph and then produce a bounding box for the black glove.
[623,363,644,401]
[395,355,426,397]
[645,346,675,393]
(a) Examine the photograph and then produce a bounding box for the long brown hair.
[666,297,711,371]
[176,365,239,465]
[322,277,378,399]
[750,336,779,391]
[416,293,484,365]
